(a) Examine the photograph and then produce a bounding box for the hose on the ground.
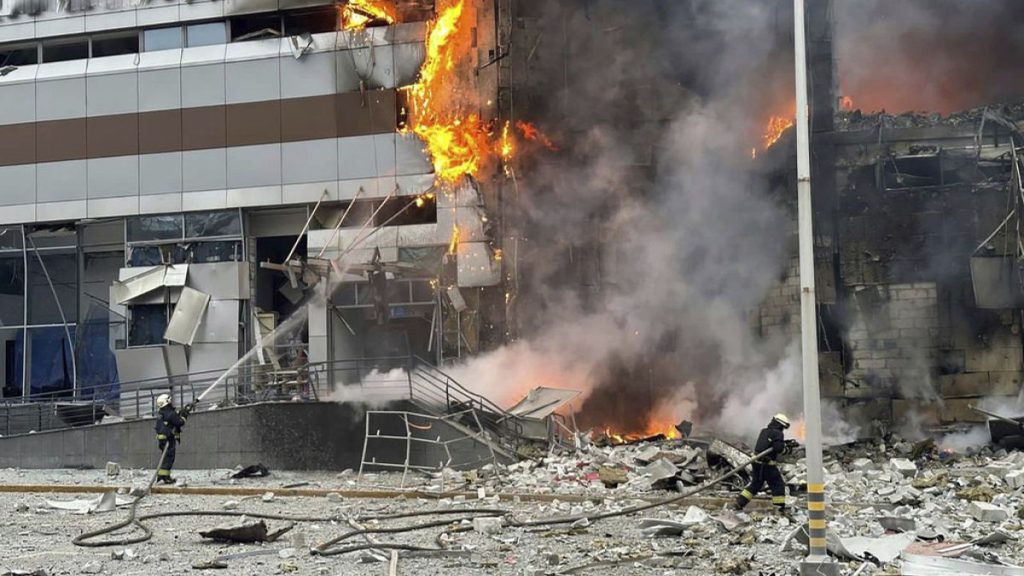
[73,446,772,554]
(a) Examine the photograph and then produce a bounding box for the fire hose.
[74,447,773,553]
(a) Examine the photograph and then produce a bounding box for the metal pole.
[793,1,838,575]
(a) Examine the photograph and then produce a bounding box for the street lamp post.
[793,0,839,574]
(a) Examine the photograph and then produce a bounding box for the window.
[185,210,241,238]
[42,39,89,63]
[283,7,337,36]
[0,44,38,66]
[127,215,183,243]
[230,13,282,41]
[143,26,183,52]
[186,22,226,47]
[27,249,77,325]
[91,32,139,57]
[128,304,168,347]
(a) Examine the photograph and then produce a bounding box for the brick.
[965,347,1023,373]
[940,398,996,424]
[890,458,917,478]
[968,501,1009,522]
[937,372,991,398]
[892,399,940,426]
[988,372,1023,396]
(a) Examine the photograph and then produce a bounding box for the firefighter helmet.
[157,394,171,409]
[772,413,791,429]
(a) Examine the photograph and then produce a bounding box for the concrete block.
[965,347,1023,373]
[1006,469,1024,490]
[942,398,1009,424]
[937,372,990,398]
[968,501,1009,522]
[106,462,121,477]
[890,458,917,478]
[988,372,1024,396]
[472,516,503,534]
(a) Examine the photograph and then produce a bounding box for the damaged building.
[0,0,507,417]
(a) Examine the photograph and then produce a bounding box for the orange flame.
[599,419,682,444]
[762,115,794,149]
[839,95,855,111]
[515,121,558,151]
[448,224,461,255]
[792,419,807,442]
[402,0,555,185]
[339,0,396,30]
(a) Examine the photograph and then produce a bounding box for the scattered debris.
[199,520,294,544]
[232,464,270,479]
[105,462,120,478]
[45,492,131,514]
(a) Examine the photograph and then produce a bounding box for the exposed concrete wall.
[0,401,503,471]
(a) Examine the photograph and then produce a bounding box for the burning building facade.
[0,0,510,403]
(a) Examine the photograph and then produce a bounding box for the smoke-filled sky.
[837,0,1024,113]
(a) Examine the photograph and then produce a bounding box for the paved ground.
[0,468,806,576]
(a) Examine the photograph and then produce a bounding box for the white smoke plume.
[447,0,820,444]
[327,368,410,407]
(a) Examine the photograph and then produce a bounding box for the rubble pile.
[836,99,1024,131]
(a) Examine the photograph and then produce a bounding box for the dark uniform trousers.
[739,462,786,509]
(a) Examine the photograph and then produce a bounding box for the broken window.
[282,6,337,36]
[27,249,77,325]
[128,215,183,243]
[41,39,89,62]
[27,326,74,396]
[186,21,226,47]
[91,32,139,57]
[184,210,241,238]
[0,327,24,398]
[230,13,282,42]
[192,241,242,263]
[0,252,25,327]
[143,26,183,52]
[128,304,168,347]
[0,43,38,66]
[883,154,942,190]
[374,197,438,227]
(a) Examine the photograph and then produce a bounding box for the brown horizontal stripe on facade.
[0,89,398,167]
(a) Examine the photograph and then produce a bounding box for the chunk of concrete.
[472,516,503,535]
[851,458,874,471]
[890,458,917,478]
[105,462,121,477]
[968,501,1009,523]
[1004,469,1024,490]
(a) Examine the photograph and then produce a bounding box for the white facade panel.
[88,195,139,218]
[395,134,431,176]
[393,42,426,87]
[138,68,182,112]
[136,4,181,27]
[180,63,226,108]
[36,77,86,121]
[0,204,36,225]
[34,15,85,38]
[88,155,139,199]
[280,50,336,99]
[36,199,86,221]
[226,184,282,207]
[140,152,183,195]
[225,58,281,104]
[373,132,397,177]
[0,164,36,205]
[178,0,225,22]
[182,148,227,192]
[181,189,227,211]
[282,138,337,184]
[0,21,35,43]
[84,9,136,32]
[226,143,281,189]
[338,177,379,200]
[85,71,138,117]
[0,83,36,125]
[36,159,85,202]
[337,134,378,180]
[140,192,183,214]
[283,181,336,204]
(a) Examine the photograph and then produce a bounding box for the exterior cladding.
[0,24,435,224]
[756,134,1024,433]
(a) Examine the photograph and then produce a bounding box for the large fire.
[599,420,682,445]
[398,0,555,184]
[762,115,794,149]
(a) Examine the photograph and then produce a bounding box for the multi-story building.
[0,0,506,403]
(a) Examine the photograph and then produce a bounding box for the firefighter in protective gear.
[734,413,796,513]
[154,394,189,484]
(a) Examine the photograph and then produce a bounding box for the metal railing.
[0,354,525,455]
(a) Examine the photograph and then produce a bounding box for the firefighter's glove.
[784,439,800,454]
